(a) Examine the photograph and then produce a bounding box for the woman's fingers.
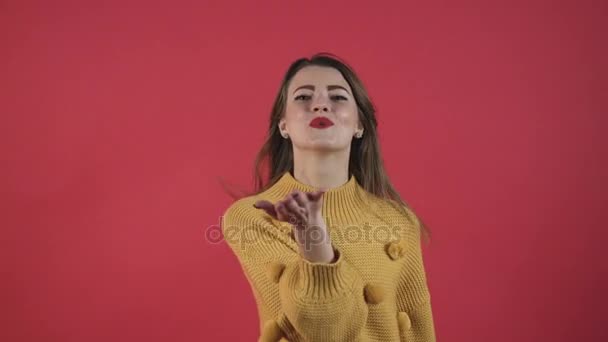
[289,194,309,224]
[307,190,326,202]
[254,190,323,225]
[284,196,302,214]
[279,196,309,225]
[276,202,296,224]
[291,191,307,208]
[287,192,310,222]
[254,198,301,225]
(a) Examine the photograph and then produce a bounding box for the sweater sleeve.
[395,213,437,342]
[221,202,368,341]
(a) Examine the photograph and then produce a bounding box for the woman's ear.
[278,118,288,137]
[355,122,364,137]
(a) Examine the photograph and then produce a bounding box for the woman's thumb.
[309,189,326,201]
[253,200,277,219]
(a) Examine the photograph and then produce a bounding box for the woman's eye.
[331,95,348,101]
[294,94,311,101]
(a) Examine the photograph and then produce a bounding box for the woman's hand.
[253,190,336,263]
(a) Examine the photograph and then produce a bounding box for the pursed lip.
[309,116,334,128]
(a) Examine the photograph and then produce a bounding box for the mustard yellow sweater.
[221,171,436,341]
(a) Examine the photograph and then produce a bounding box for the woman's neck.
[292,148,350,190]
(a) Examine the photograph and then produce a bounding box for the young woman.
[221,53,436,341]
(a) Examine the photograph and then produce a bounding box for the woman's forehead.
[289,66,350,91]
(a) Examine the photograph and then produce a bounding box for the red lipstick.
[309,116,334,129]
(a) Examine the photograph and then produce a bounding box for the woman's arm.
[221,201,368,341]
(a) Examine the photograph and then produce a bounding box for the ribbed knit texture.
[221,171,436,342]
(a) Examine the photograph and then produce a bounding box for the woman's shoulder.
[222,194,259,224]
[221,193,296,252]
[223,181,290,216]
[221,191,282,228]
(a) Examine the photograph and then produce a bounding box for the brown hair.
[220,52,431,243]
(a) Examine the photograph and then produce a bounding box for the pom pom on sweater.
[363,283,385,304]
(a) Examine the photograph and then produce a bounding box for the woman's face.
[279,66,362,152]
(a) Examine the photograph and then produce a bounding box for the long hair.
[220,52,431,243]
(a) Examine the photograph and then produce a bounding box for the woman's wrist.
[295,216,335,263]
[299,243,335,264]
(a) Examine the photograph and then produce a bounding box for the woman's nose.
[313,104,329,112]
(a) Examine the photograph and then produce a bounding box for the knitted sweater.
[221,171,436,341]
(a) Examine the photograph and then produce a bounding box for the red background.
[2,0,606,341]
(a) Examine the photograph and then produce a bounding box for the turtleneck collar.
[262,171,370,223]
[278,171,357,195]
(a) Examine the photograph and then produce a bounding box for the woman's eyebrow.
[292,85,351,95]
[327,85,351,94]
